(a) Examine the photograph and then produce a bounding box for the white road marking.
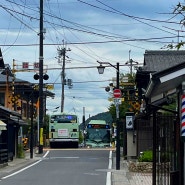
[46,156,79,159]
[1,150,50,180]
[1,149,113,185]
[106,150,112,185]
[84,173,99,176]
[2,160,41,180]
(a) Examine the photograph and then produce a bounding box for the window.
[0,92,5,106]
[51,115,77,123]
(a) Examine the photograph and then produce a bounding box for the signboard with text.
[58,129,68,137]
[126,112,134,129]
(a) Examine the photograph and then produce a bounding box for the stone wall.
[128,161,152,173]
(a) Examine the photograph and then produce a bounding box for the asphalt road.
[0,149,111,185]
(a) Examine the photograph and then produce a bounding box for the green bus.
[85,120,111,148]
[49,113,79,148]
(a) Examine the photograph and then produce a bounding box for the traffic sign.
[113,89,122,98]
[114,98,122,105]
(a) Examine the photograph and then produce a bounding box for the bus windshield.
[86,128,110,142]
[50,115,77,123]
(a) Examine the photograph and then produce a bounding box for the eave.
[145,61,185,103]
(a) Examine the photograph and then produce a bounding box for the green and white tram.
[85,120,110,148]
[49,113,79,148]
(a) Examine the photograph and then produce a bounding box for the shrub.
[17,144,25,158]
[138,150,153,162]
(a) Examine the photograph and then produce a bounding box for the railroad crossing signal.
[33,84,54,90]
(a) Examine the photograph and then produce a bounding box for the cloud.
[0,0,182,121]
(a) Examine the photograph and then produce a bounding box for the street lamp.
[97,64,105,74]
[97,61,120,170]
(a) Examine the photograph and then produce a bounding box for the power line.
[1,1,180,44]
[77,0,179,36]
[0,4,38,33]
[0,35,180,47]
[1,0,182,69]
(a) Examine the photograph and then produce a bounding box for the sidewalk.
[0,150,42,179]
[111,153,152,185]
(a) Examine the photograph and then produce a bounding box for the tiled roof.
[142,50,185,72]
[0,73,28,84]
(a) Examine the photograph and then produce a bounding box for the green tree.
[79,131,84,144]
[165,3,185,50]
[108,73,136,121]
[161,95,178,116]
[108,102,130,122]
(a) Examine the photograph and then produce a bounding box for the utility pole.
[38,0,44,154]
[57,47,66,113]
[115,62,120,170]
[126,59,136,76]
[83,107,86,146]
[12,59,16,111]
[30,93,34,158]
[61,48,66,113]
[57,45,71,113]
[126,50,138,76]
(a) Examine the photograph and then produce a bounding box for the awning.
[145,61,185,104]
[0,120,7,130]
[10,115,28,126]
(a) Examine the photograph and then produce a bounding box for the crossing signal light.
[43,74,49,80]
[34,74,49,80]
[34,74,39,80]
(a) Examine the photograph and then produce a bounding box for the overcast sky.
[0,0,184,122]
